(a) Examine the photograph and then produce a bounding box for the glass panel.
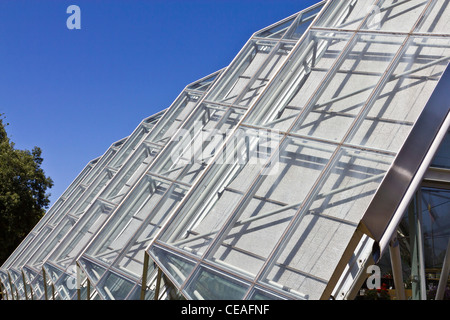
[420,188,450,270]
[151,246,195,288]
[185,266,249,300]
[391,188,450,300]
[145,92,202,145]
[284,3,325,40]
[248,287,286,300]
[261,146,393,299]
[54,271,77,300]
[70,168,115,215]
[97,271,135,300]
[150,104,245,184]
[48,201,114,269]
[432,130,450,169]
[28,217,77,268]
[84,175,171,266]
[243,31,353,132]
[236,42,294,108]
[347,36,450,153]
[415,0,450,34]
[292,33,404,142]
[77,257,106,284]
[159,127,281,258]
[108,125,150,169]
[12,227,52,268]
[208,137,336,278]
[29,273,46,300]
[313,0,377,30]
[83,148,117,187]
[206,40,280,106]
[112,183,188,279]
[101,144,160,204]
[307,147,394,224]
[43,263,64,284]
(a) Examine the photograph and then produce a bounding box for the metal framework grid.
[1,0,449,300]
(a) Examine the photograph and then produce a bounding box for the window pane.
[432,130,450,169]
[49,200,114,270]
[151,246,195,288]
[414,0,450,34]
[207,137,336,277]
[98,271,135,300]
[101,144,160,204]
[261,146,393,299]
[159,128,281,258]
[77,257,106,284]
[284,3,325,40]
[244,31,352,132]
[292,33,404,142]
[206,40,289,107]
[84,176,171,266]
[112,184,188,279]
[150,104,245,184]
[185,266,249,300]
[347,36,450,152]
[145,92,202,145]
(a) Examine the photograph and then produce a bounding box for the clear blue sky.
[0,0,318,207]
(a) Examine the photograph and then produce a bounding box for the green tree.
[0,114,53,265]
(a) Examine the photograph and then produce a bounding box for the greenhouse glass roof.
[1,0,449,300]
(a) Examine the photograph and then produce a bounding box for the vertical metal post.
[7,273,15,300]
[42,267,48,300]
[409,192,427,300]
[389,235,406,300]
[416,190,427,300]
[140,251,150,300]
[21,271,28,300]
[154,268,162,301]
[87,278,91,300]
[435,239,450,300]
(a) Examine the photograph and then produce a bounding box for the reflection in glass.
[151,246,195,289]
[185,266,249,300]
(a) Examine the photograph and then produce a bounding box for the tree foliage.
[0,114,53,265]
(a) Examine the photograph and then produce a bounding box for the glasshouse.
[1,0,449,300]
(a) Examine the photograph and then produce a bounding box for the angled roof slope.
[1,0,449,300]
